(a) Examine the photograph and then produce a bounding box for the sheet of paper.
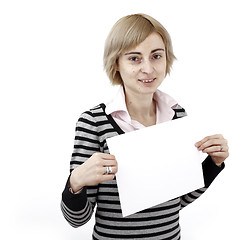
[107,116,205,217]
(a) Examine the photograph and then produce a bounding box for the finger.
[102,166,118,175]
[93,152,116,159]
[103,159,118,166]
[202,145,226,154]
[101,174,115,182]
[195,134,224,147]
[197,139,226,151]
[101,153,116,160]
[209,151,229,158]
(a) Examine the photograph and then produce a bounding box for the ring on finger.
[220,145,224,152]
[104,167,109,175]
[104,166,113,175]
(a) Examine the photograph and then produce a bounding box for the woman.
[61,14,229,240]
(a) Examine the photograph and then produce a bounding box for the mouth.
[138,78,156,84]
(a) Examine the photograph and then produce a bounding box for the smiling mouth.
[138,78,156,83]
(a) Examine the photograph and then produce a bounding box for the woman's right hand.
[69,152,118,193]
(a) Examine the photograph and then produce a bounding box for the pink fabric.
[105,86,178,132]
[70,86,178,194]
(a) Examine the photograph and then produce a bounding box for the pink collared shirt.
[105,86,178,132]
[70,86,178,194]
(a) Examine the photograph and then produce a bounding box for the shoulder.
[81,103,106,116]
[76,103,110,128]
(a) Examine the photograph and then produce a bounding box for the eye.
[129,56,141,62]
[152,54,162,60]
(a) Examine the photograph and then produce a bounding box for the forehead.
[126,32,165,53]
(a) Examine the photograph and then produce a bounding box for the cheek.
[118,61,139,81]
[125,67,138,77]
[157,63,167,76]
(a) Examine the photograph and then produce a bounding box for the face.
[117,32,166,97]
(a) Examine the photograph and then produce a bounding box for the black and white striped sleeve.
[180,155,225,209]
[61,111,100,227]
[172,104,225,209]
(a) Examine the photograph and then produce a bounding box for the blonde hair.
[103,13,176,85]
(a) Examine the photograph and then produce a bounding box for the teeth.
[142,79,153,83]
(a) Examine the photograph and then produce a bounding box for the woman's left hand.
[195,134,229,166]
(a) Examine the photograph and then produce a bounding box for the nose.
[140,59,154,74]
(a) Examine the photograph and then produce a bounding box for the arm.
[61,111,117,228]
[180,134,228,209]
[61,111,99,227]
[180,155,224,209]
[61,176,96,228]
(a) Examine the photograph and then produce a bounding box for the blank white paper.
[107,116,205,217]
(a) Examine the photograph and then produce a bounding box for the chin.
[138,87,158,96]
[137,80,161,93]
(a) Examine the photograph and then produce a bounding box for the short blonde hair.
[103,13,176,85]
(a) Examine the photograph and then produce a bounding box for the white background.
[1,0,247,239]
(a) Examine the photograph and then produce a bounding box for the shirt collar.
[153,89,178,123]
[105,86,129,115]
[105,86,178,123]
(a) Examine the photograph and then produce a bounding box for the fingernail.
[195,142,200,147]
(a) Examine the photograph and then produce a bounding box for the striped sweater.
[61,103,224,240]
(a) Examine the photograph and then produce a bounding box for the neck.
[124,88,156,126]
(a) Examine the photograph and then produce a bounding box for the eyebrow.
[124,48,165,55]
